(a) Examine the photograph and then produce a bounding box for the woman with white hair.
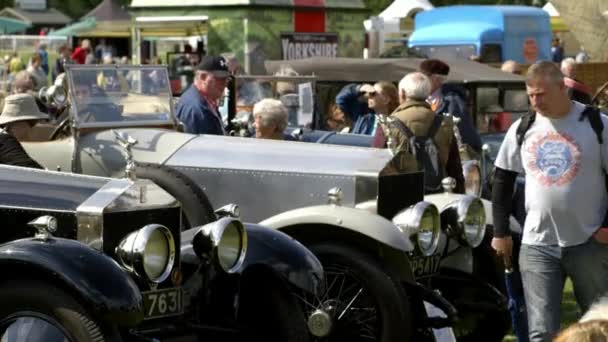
[252,98,289,140]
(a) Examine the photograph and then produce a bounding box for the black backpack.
[516,105,603,146]
[392,114,445,192]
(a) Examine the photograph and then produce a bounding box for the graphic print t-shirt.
[495,101,608,247]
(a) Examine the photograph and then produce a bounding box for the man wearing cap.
[175,55,230,135]
[420,59,482,153]
[0,93,48,168]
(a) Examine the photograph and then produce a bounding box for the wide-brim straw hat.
[0,93,48,126]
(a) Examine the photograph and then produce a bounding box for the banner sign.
[280,32,338,60]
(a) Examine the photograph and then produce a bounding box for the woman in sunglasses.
[335,81,399,135]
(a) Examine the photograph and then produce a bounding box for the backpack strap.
[516,109,536,146]
[579,106,603,144]
[391,118,415,139]
[426,114,444,139]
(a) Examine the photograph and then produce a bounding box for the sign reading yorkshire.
[551,0,608,61]
[281,32,339,60]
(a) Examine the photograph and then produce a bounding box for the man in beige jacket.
[389,72,465,193]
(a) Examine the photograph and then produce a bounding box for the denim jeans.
[519,237,608,342]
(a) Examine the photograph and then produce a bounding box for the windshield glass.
[412,45,477,60]
[476,87,528,134]
[67,65,173,127]
[233,76,316,128]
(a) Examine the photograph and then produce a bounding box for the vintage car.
[0,163,324,341]
[22,64,458,341]
[225,57,531,340]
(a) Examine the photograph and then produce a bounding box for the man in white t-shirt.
[492,61,608,342]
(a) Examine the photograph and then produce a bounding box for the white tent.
[363,0,434,57]
[543,2,559,17]
[379,0,434,20]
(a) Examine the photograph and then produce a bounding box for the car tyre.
[0,280,119,342]
[306,243,411,342]
[237,270,310,342]
[136,163,216,228]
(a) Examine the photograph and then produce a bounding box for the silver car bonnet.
[166,135,423,222]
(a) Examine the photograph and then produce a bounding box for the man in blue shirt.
[176,55,230,135]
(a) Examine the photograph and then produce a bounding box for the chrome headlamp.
[116,224,176,284]
[38,85,67,108]
[462,160,482,197]
[393,202,441,256]
[191,217,248,273]
[443,196,486,248]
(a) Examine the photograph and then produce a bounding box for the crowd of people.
[172,53,608,342]
[0,40,607,340]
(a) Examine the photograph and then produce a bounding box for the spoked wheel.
[297,244,411,342]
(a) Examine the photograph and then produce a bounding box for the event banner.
[280,32,339,60]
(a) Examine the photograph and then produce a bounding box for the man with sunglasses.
[176,56,230,135]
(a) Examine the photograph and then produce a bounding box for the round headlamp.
[116,224,176,284]
[454,196,486,248]
[463,160,482,197]
[393,202,441,256]
[192,217,248,273]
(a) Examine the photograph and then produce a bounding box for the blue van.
[408,5,552,63]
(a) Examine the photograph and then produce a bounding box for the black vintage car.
[0,164,323,341]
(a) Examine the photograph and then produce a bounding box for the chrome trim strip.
[76,178,132,249]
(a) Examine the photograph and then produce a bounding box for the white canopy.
[543,2,559,17]
[379,0,434,20]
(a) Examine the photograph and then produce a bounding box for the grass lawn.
[502,278,579,341]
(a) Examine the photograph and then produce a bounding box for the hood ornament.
[113,130,138,180]
[327,187,343,206]
[29,215,58,240]
[376,114,399,155]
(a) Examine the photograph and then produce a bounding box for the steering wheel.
[49,115,71,140]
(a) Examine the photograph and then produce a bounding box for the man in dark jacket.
[335,83,376,135]
[176,55,230,135]
[389,72,465,193]
[420,59,482,153]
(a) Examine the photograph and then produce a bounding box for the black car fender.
[239,223,324,294]
[0,237,144,327]
[181,222,324,295]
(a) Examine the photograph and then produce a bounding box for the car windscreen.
[233,76,316,128]
[412,45,477,60]
[68,66,174,127]
[476,87,528,134]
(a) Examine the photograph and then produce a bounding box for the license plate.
[143,288,183,320]
[411,254,442,278]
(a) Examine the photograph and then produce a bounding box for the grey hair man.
[398,71,432,103]
[491,61,608,342]
[388,71,464,193]
[561,57,592,104]
[11,71,34,94]
[252,98,288,140]
[501,60,522,75]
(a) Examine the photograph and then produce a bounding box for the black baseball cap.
[197,55,230,78]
